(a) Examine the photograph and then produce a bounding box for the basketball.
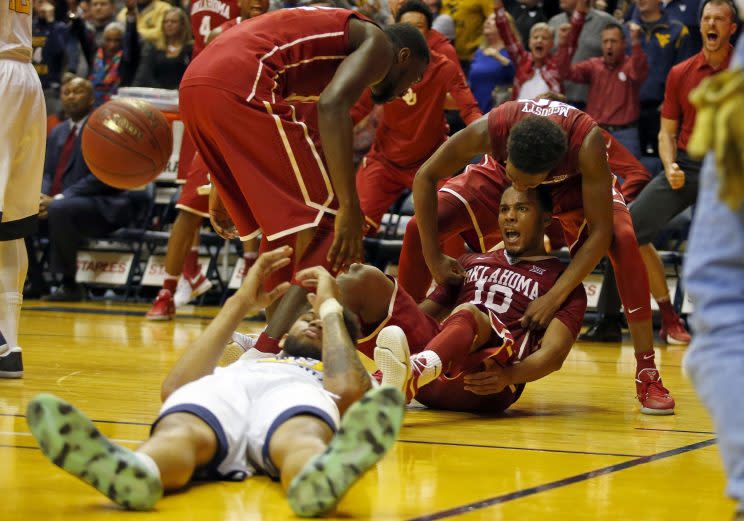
[82,98,173,189]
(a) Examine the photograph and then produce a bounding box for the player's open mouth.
[533,45,544,54]
[706,32,719,43]
[504,230,520,241]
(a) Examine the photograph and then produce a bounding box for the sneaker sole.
[373,326,411,394]
[189,278,213,301]
[640,405,675,416]
[0,348,23,378]
[287,386,404,517]
[664,334,690,345]
[145,313,174,321]
[26,394,163,510]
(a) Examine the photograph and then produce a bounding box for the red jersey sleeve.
[603,129,650,202]
[553,282,587,339]
[443,58,482,125]
[426,281,462,309]
[660,63,682,121]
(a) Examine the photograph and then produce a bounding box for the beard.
[283,334,322,360]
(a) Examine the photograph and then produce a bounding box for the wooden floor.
[1,301,733,520]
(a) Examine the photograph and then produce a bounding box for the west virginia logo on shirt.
[655,33,671,48]
[402,88,417,106]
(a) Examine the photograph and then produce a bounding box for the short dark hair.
[396,0,434,30]
[383,23,430,64]
[700,0,738,22]
[601,21,625,38]
[507,116,567,174]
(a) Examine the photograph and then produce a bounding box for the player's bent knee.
[153,413,218,459]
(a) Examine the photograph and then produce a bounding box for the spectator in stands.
[628,0,703,52]
[581,0,736,344]
[116,0,172,48]
[557,21,648,157]
[494,0,586,99]
[88,0,116,47]
[441,0,493,73]
[468,13,515,111]
[33,0,72,118]
[424,0,456,40]
[630,0,693,160]
[35,78,143,302]
[74,0,139,106]
[134,8,193,89]
[389,0,460,64]
[509,0,549,43]
[548,0,615,107]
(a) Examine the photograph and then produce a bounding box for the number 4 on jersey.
[199,15,211,40]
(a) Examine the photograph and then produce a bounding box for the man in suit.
[33,77,140,301]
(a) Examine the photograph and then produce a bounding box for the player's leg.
[146,210,204,320]
[280,386,405,517]
[0,61,45,377]
[356,154,411,233]
[375,304,492,401]
[608,204,675,415]
[398,192,481,302]
[631,165,699,343]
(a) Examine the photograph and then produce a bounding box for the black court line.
[398,439,644,458]
[24,306,264,322]
[0,443,38,450]
[407,438,717,521]
[635,427,716,435]
[0,412,150,427]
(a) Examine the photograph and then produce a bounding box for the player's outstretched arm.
[413,116,490,286]
[160,247,293,401]
[463,318,576,395]
[319,20,393,272]
[296,266,373,415]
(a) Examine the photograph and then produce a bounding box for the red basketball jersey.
[189,0,240,57]
[487,99,597,186]
[428,250,586,360]
[185,7,370,100]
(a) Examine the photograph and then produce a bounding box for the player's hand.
[235,246,293,310]
[664,162,685,190]
[328,203,365,273]
[295,265,341,314]
[463,358,510,395]
[39,194,52,220]
[520,293,560,331]
[557,23,572,46]
[429,254,466,287]
[208,186,239,239]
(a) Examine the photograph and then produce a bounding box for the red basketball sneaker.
[374,326,441,402]
[146,289,175,321]
[659,312,692,345]
[636,368,675,415]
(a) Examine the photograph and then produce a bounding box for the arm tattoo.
[322,314,372,392]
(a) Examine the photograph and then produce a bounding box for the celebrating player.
[26,247,405,517]
[179,7,429,354]
[0,0,47,377]
[351,0,482,233]
[410,98,675,415]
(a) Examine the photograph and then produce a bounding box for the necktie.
[51,125,77,196]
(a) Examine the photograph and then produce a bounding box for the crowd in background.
[29,0,740,303]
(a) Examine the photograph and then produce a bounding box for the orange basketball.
[82,98,173,189]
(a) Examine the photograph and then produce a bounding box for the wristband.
[319,298,344,320]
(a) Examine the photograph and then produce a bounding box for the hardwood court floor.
[1,301,732,521]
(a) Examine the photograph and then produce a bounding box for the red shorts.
[176,128,197,184]
[175,152,210,217]
[356,151,418,232]
[180,84,336,242]
[439,156,507,252]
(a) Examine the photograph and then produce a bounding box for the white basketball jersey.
[0,0,33,61]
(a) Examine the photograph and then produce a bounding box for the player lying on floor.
[293,187,586,413]
[26,247,405,517]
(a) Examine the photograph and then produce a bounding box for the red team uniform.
[399,100,652,312]
[180,8,371,281]
[351,51,481,230]
[359,250,586,412]
[190,0,240,57]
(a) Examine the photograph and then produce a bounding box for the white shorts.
[0,59,46,240]
[153,359,340,481]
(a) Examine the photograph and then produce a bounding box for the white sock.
[134,452,162,481]
[0,292,21,349]
[412,350,442,386]
[0,239,27,349]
